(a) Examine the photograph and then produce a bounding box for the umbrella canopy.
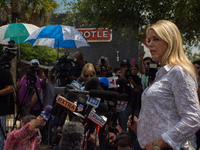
[24,25,90,49]
[0,23,39,44]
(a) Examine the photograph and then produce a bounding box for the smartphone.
[140,46,145,54]
[44,69,49,78]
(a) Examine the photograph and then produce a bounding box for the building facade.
[51,14,139,70]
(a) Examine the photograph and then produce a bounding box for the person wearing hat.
[96,56,113,77]
[117,59,134,131]
[16,59,42,117]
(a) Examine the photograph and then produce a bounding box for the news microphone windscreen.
[45,105,53,115]
[66,91,78,103]
[60,122,84,150]
[99,77,109,90]
[99,77,109,87]
[40,105,53,122]
[77,75,86,86]
[85,77,99,91]
[77,94,87,104]
[89,89,119,99]
[116,77,127,86]
[95,102,109,116]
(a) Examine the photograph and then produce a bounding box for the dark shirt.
[117,83,133,104]
[70,66,82,78]
[131,75,142,86]
[0,68,14,115]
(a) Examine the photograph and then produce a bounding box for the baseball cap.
[8,40,15,44]
[30,59,40,66]
[120,59,130,66]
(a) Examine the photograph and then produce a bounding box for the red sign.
[77,28,112,42]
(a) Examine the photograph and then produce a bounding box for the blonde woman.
[81,63,96,81]
[128,20,200,150]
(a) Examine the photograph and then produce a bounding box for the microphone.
[77,75,86,86]
[76,94,88,113]
[56,92,78,125]
[95,102,109,116]
[131,88,139,120]
[85,77,99,91]
[87,108,107,128]
[60,122,84,150]
[40,105,53,122]
[64,88,124,101]
[116,77,127,87]
[70,80,82,90]
[99,77,109,90]
[89,89,119,99]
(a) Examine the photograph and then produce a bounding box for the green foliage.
[63,0,200,47]
[20,43,64,66]
[0,0,59,26]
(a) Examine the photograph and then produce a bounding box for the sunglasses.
[84,74,94,78]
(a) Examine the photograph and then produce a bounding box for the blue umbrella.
[24,25,90,53]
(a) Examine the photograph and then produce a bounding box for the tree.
[20,43,64,66]
[0,0,59,26]
[63,0,200,47]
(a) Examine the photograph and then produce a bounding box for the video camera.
[26,62,40,77]
[145,62,159,81]
[55,52,77,78]
[0,41,17,69]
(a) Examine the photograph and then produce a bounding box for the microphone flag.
[107,76,119,88]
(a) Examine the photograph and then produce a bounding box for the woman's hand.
[141,141,154,150]
[142,138,170,150]
[127,115,138,134]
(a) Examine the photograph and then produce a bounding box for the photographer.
[0,66,13,150]
[96,56,113,77]
[16,59,42,116]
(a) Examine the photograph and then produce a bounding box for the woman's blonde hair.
[146,20,196,80]
[81,63,96,77]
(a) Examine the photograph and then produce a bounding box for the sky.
[54,0,75,13]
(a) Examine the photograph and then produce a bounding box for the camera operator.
[67,51,85,84]
[16,59,42,116]
[0,66,14,150]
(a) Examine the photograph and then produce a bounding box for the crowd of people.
[0,19,200,150]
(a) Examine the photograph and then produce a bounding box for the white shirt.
[137,65,200,150]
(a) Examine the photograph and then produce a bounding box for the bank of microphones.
[50,75,137,147]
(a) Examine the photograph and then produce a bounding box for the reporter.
[4,115,46,150]
[137,20,200,150]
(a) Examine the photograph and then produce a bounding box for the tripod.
[11,75,43,131]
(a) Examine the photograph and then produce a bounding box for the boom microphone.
[89,89,119,99]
